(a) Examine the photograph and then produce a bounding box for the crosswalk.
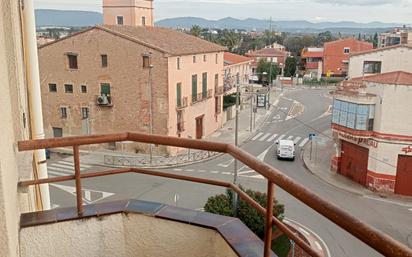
[47,160,92,177]
[250,132,310,147]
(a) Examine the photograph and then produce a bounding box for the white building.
[332,71,412,195]
[348,44,412,78]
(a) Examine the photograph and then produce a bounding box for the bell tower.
[103,0,154,27]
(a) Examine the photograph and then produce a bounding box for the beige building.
[348,44,412,78]
[332,71,412,195]
[223,52,252,95]
[38,25,226,154]
[378,28,412,48]
[103,0,154,27]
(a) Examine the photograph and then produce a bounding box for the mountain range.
[35,9,406,33]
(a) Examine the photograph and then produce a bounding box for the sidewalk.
[302,130,412,204]
[53,87,282,169]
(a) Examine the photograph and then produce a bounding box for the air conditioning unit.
[97,95,109,105]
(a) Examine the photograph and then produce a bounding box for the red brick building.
[323,38,373,76]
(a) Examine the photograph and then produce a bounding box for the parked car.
[275,140,296,160]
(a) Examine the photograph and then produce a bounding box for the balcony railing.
[191,89,213,104]
[17,132,412,257]
[215,86,224,96]
[177,121,185,132]
[176,97,188,109]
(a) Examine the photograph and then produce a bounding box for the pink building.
[223,52,252,94]
[103,0,154,27]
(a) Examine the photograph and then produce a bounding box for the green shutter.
[176,83,182,107]
[202,72,207,98]
[192,75,197,102]
[101,83,111,95]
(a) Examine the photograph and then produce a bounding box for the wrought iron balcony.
[176,97,188,109]
[17,132,412,257]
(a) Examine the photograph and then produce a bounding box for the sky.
[33,0,412,24]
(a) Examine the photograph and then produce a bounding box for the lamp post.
[148,64,154,164]
[233,73,240,213]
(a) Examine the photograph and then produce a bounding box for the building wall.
[103,0,154,26]
[348,46,412,78]
[323,39,373,76]
[224,61,251,94]
[39,28,169,153]
[20,213,238,257]
[0,0,35,256]
[167,52,224,144]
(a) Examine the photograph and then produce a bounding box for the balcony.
[305,62,319,70]
[191,89,213,105]
[215,86,224,96]
[176,97,188,110]
[95,94,113,107]
[17,132,412,257]
[177,121,185,132]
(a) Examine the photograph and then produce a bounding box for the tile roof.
[350,44,412,57]
[224,52,252,66]
[99,25,226,55]
[349,71,412,86]
[245,48,288,57]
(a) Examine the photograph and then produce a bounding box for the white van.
[275,140,296,160]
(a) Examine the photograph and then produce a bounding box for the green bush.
[204,187,285,238]
[223,93,239,109]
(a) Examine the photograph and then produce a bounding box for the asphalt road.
[48,87,412,257]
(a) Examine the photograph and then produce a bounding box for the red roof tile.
[224,52,252,66]
[245,48,288,57]
[350,44,412,57]
[349,71,412,86]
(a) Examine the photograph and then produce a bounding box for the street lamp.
[148,64,154,164]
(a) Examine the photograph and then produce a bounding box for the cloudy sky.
[33,0,412,23]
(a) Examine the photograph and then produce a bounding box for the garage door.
[339,141,369,186]
[395,155,412,196]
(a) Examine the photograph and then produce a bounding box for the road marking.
[197,170,206,173]
[363,195,412,208]
[217,158,235,168]
[299,138,309,147]
[48,170,72,177]
[186,169,194,172]
[222,172,232,175]
[298,227,310,236]
[293,136,302,144]
[251,132,264,141]
[314,241,323,251]
[287,135,294,140]
[51,183,114,204]
[259,133,271,141]
[409,208,412,212]
[211,171,219,174]
[277,134,286,141]
[59,160,92,168]
[238,170,256,175]
[173,168,183,171]
[267,134,278,142]
[249,174,264,179]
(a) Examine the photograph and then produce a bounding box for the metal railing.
[177,121,185,133]
[215,86,224,95]
[17,132,412,257]
[176,97,188,109]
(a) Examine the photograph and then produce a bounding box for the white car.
[275,140,296,160]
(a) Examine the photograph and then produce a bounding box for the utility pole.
[148,64,154,164]
[233,73,240,213]
[250,87,253,132]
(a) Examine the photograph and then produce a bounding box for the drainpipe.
[21,0,51,210]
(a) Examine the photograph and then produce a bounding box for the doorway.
[195,115,204,139]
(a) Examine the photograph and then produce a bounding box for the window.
[60,107,67,118]
[117,16,124,25]
[81,107,89,119]
[332,99,375,131]
[363,61,382,74]
[215,96,222,114]
[215,74,219,88]
[192,75,198,102]
[142,16,146,26]
[215,54,218,64]
[52,127,63,138]
[202,72,207,99]
[176,83,182,107]
[177,57,181,70]
[203,55,206,62]
[100,83,111,96]
[81,85,87,93]
[343,47,350,54]
[64,84,73,93]
[67,54,78,69]
[193,55,196,63]
[177,110,184,132]
[49,83,57,92]
[143,55,150,68]
[101,54,108,67]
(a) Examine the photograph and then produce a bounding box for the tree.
[256,59,279,85]
[190,25,202,38]
[315,31,335,46]
[219,29,241,52]
[204,187,284,238]
[373,32,379,47]
[284,56,297,77]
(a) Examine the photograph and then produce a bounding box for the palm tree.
[190,25,202,38]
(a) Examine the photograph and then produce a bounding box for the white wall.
[348,46,412,78]
[20,213,238,257]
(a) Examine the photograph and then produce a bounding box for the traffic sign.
[309,133,316,140]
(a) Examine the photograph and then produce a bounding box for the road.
[47,87,412,257]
